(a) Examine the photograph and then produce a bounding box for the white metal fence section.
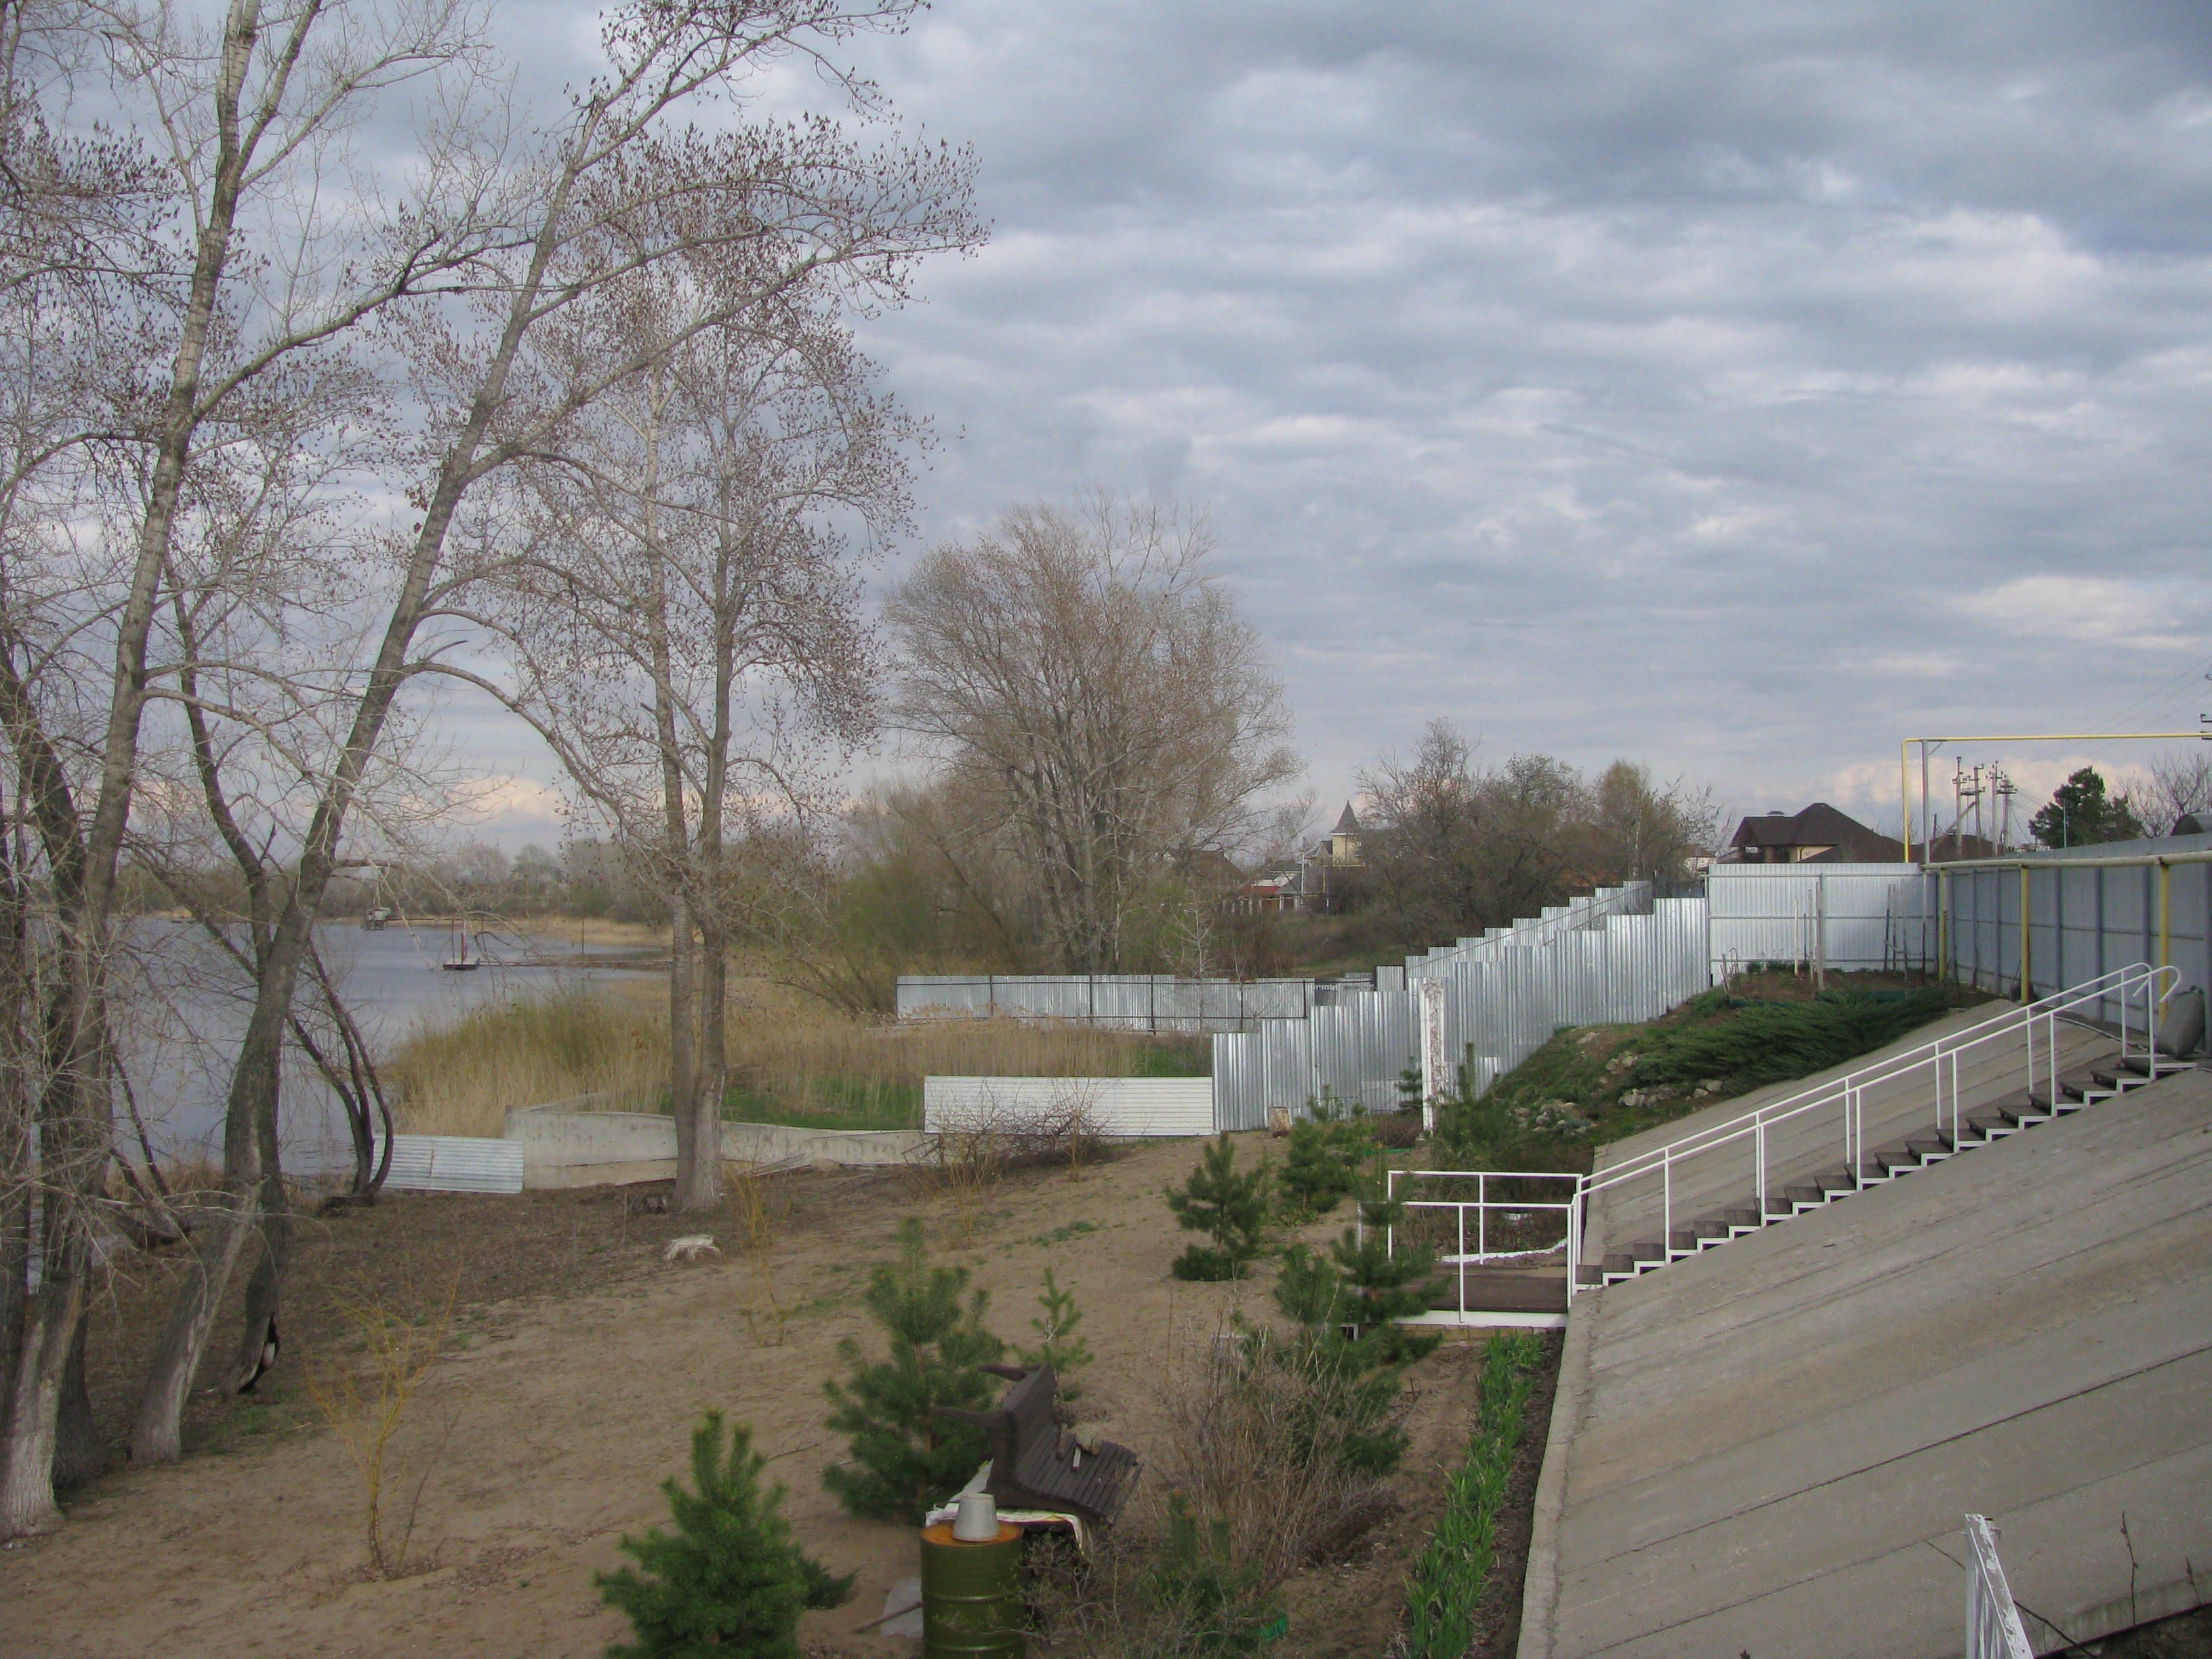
[1212,891,1713,1130]
[1568,962,2178,1305]
[1964,1515,2036,1659]
[1706,863,1935,979]
[895,973,1314,1031]
[922,1076,1214,1137]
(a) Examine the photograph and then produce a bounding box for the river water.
[122,920,659,1172]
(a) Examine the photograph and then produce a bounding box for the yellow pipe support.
[1938,867,1950,985]
[2158,859,2171,970]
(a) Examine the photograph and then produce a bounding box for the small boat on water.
[441,920,480,970]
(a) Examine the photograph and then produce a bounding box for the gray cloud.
[462,0,2212,842]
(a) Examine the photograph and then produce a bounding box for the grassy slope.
[1448,972,1987,1167]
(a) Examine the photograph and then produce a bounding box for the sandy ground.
[1,1136,1507,1659]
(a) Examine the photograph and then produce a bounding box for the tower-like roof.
[1331,801,1362,836]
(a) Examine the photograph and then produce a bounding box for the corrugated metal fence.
[1706,863,1936,977]
[895,972,1313,1031]
[1211,886,1715,1130]
[1940,832,2211,1019]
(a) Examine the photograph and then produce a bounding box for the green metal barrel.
[920,1521,1025,1659]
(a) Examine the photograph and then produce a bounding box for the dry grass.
[388,979,1205,1139]
[386,989,668,1136]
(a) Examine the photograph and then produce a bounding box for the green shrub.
[598,1412,853,1659]
[1624,986,1948,1092]
[822,1220,1005,1523]
[1277,1097,1374,1219]
[1166,1135,1275,1281]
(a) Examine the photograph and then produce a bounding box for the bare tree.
[1357,723,1715,953]
[2142,747,2212,835]
[478,267,912,1210]
[886,496,1298,974]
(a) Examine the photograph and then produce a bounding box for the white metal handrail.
[1379,1169,1582,1323]
[1568,962,2178,1303]
[1965,1515,2035,1659]
[1384,1168,1582,1266]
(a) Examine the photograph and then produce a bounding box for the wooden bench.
[935,1361,1139,1527]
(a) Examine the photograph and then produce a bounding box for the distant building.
[1721,802,1905,865]
[1235,801,1365,914]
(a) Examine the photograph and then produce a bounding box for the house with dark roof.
[1722,802,1905,865]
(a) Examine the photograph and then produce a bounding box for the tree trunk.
[52,1313,101,1489]
[128,1039,272,1465]
[0,1252,83,1536]
[668,893,719,1210]
[230,1097,288,1393]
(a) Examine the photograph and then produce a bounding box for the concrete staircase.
[1574,964,2189,1296]
[1585,1043,2187,1286]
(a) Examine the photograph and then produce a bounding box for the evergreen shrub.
[597,1412,853,1659]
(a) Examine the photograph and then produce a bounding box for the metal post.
[2018,865,2032,998]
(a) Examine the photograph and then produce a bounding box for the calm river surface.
[123,920,659,1171]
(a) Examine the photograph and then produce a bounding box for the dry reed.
[386,987,668,1136]
[727,1163,789,1346]
[389,981,1202,1139]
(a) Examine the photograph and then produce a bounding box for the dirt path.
[3,1136,1502,1659]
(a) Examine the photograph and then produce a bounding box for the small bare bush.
[1155,1326,1397,1584]
[302,1268,463,1578]
[728,1164,789,1346]
[912,1126,1007,1246]
[1033,1325,1398,1658]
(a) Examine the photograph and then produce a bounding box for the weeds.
[914,1126,1007,1246]
[729,1164,789,1346]
[1404,1331,1545,1659]
[302,1267,464,1578]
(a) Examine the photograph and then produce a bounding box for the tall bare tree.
[886,496,1298,974]
[118,0,979,1463]
[476,267,911,1209]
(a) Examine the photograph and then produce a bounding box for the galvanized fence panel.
[1706,863,1935,976]
[896,972,1313,1031]
[1213,893,1714,1130]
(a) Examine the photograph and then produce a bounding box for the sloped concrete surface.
[1521,1065,2212,1658]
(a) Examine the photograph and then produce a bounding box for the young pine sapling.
[1166,1134,1275,1282]
[822,1220,1005,1523]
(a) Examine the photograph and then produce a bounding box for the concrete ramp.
[1520,1065,2212,1658]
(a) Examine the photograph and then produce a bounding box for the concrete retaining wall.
[504,1103,928,1188]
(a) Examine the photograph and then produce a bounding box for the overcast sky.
[456,0,2212,853]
